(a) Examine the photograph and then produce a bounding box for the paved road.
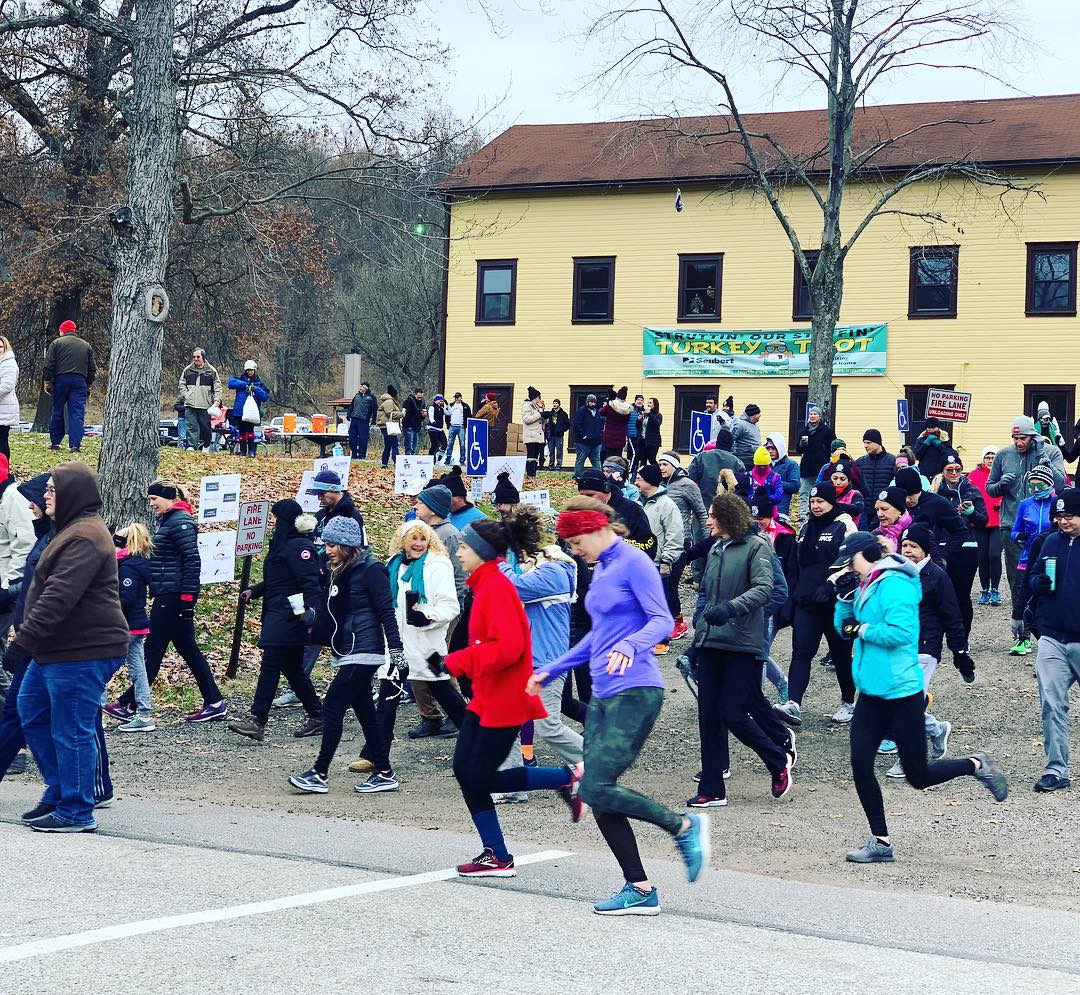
[2,784,1077,994]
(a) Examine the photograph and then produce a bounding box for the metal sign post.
[228,500,270,679]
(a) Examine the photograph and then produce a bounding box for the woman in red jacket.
[968,446,1004,605]
[446,520,582,878]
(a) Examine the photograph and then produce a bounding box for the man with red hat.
[43,319,96,452]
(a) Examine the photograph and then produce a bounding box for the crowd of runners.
[0,388,1078,916]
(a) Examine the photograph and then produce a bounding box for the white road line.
[0,849,573,964]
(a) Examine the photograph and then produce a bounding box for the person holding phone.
[934,454,986,639]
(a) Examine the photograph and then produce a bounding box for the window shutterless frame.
[907,246,959,318]
[571,256,616,324]
[792,250,820,321]
[1026,242,1078,317]
[676,253,722,322]
[475,259,517,325]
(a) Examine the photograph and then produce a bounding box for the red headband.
[556,509,611,539]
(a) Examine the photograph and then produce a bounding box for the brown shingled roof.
[442,93,1080,193]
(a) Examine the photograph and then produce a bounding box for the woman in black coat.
[639,397,664,467]
[231,500,324,741]
[118,480,226,723]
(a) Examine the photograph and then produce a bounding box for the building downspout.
[438,194,452,392]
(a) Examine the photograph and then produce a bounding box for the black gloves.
[405,590,432,627]
[953,651,976,684]
[425,652,446,676]
[833,572,860,600]
[703,601,734,626]
[1031,573,1054,595]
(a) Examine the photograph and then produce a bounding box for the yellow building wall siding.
[444,171,1080,460]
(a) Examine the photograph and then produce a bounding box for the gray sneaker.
[929,720,951,761]
[831,701,855,723]
[846,837,895,863]
[885,759,905,779]
[273,689,302,708]
[972,752,1008,801]
[353,771,399,794]
[492,792,529,804]
[118,714,156,733]
[774,700,802,728]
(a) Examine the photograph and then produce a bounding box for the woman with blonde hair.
[111,522,156,732]
[0,336,19,460]
[354,520,466,778]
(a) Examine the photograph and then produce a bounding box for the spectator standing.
[446,391,472,465]
[913,418,959,480]
[572,394,603,478]
[521,387,545,478]
[347,381,378,460]
[401,388,426,456]
[765,433,800,517]
[639,398,664,468]
[688,428,742,506]
[600,387,632,460]
[794,405,836,526]
[227,361,269,458]
[426,394,448,461]
[855,429,895,528]
[0,453,38,640]
[377,385,404,469]
[15,463,128,832]
[44,320,96,453]
[968,446,1003,605]
[545,399,569,471]
[731,404,762,470]
[475,392,501,453]
[0,336,20,460]
[625,394,645,473]
[177,348,221,452]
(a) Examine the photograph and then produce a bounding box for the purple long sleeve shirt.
[543,537,673,699]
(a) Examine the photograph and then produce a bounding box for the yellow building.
[440,94,1080,462]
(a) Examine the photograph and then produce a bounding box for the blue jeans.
[403,428,419,455]
[574,442,601,477]
[18,657,122,825]
[177,415,187,444]
[547,436,564,469]
[49,374,88,449]
[0,658,28,777]
[380,427,400,466]
[446,425,466,464]
[348,419,371,460]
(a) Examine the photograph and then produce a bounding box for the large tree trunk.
[97,0,178,527]
[806,237,843,424]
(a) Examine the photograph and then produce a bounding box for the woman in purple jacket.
[530,496,707,916]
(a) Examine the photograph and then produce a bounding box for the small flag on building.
[674,188,683,213]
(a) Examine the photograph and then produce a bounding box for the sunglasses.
[45,485,56,494]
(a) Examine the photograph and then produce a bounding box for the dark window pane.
[578,264,611,291]
[1034,280,1070,311]
[482,267,512,295]
[1035,252,1070,282]
[683,290,713,316]
[916,256,952,287]
[577,290,610,318]
[482,295,510,320]
[916,285,951,311]
[684,262,717,291]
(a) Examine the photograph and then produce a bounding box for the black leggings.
[525,442,544,477]
[361,678,467,762]
[560,663,592,724]
[0,425,9,460]
[123,596,222,707]
[974,527,1002,590]
[315,664,388,776]
[850,691,976,838]
[452,712,534,815]
[944,546,978,639]
[251,645,321,723]
[639,444,659,467]
[788,605,854,706]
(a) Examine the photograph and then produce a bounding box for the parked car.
[264,415,312,442]
[159,418,179,446]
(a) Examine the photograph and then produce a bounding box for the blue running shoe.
[878,740,898,755]
[593,881,661,916]
[674,812,711,883]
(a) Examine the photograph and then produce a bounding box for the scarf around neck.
[388,551,428,606]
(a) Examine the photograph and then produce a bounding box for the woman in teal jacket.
[831,531,1008,865]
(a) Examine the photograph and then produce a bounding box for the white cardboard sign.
[198,531,236,584]
[394,455,436,494]
[477,455,527,494]
[518,489,551,511]
[296,471,319,513]
[235,500,270,558]
[198,473,241,524]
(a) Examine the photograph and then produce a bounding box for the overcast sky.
[436,0,1080,136]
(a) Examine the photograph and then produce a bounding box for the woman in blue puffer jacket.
[227,361,270,457]
[832,531,1008,866]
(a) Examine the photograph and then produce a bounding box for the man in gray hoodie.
[986,415,1065,638]
[731,404,763,470]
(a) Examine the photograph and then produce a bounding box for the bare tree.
[587,0,1036,419]
[0,0,458,524]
